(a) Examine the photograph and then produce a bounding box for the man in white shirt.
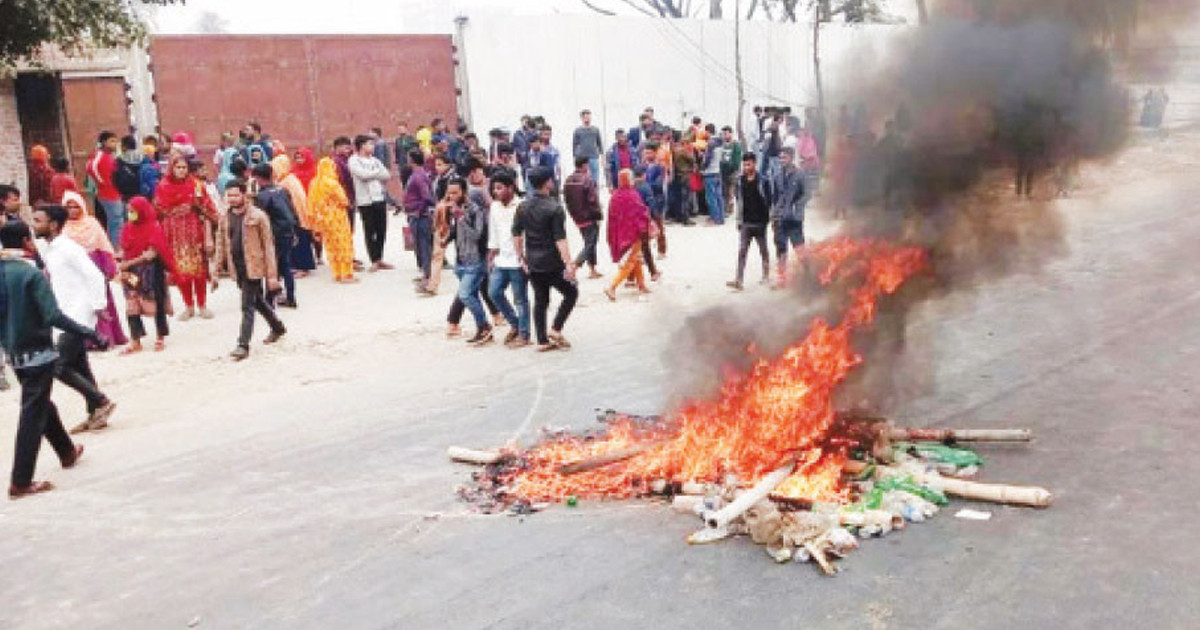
[486,172,530,348]
[31,205,117,433]
[348,134,394,271]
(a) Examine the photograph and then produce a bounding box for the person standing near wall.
[87,132,124,249]
[572,110,604,188]
[349,135,393,273]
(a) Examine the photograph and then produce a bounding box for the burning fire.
[506,239,927,504]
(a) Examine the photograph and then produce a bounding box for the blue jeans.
[588,157,601,186]
[488,267,530,339]
[455,262,488,329]
[410,214,433,279]
[774,219,805,265]
[99,199,125,250]
[704,173,724,224]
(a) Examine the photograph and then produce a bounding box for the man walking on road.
[488,173,531,348]
[31,206,118,433]
[513,167,579,352]
[214,181,286,361]
[573,110,604,187]
[562,156,603,279]
[0,220,97,499]
[727,152,773,291]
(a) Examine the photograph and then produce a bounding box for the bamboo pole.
[705,460,797,529]
[846,461,1053,508]
[446,446,504,465]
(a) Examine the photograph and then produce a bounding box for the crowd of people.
[1,103,836,499]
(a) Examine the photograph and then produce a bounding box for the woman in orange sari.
[307,157,358,283]
[272,154,317,276]
[154,156,219,320]
[27,145,56,206]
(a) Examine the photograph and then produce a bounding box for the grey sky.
[149,0,612,35]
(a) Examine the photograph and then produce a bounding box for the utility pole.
[735,0,746,142]
[812,3,825,114]
[453,15,474,129]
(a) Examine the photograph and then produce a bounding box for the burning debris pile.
[452,239,1053,575]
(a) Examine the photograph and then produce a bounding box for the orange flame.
[506,238,926,504]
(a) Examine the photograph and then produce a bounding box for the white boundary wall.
[459,14,907,145]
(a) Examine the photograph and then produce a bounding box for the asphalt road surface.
[1,134,1197,629]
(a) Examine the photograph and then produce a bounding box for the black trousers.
[574,223,599,268]
[640,235,659,277]
[11,362,74,487]
[238,279,285,349]
[448,267,499,324]
[360,202,388,263]
[736,224,770,283]
[128,262,170,340]
[55,331,107,415]
[529,270,579,344]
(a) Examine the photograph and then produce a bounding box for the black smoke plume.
[664,0,1196,413]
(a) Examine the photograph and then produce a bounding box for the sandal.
[548,332,571,349]
[63,444,85,469]
[9,481,54,499]
[154,339,166,352]
[119,344,142,356]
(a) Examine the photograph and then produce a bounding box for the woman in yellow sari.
[307,157,358,283]
[271,154,317,276]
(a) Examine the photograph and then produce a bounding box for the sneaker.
[68,419,92,434]
[467,327,494,345]
[726,280,744,291]
[229,346,250,361]
[279,300,298,309]
[199,308,214,319]
[503,329,520,345]
[178,307,195,322]
[264,328,287,345]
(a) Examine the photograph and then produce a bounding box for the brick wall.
[0,79,28,192]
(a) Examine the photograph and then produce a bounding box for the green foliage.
[0,0,162,70]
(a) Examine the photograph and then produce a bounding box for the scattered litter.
[954,508,993,521]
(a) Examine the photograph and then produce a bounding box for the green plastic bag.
[894,441,984,468]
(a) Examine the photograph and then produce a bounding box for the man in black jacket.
[0,220,101,499]
[728,152,774,290]
[251,164,299,308]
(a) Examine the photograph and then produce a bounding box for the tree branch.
[580,0,618,16]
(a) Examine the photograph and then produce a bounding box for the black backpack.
[114,159,142,199]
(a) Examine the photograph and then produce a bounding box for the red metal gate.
[150,35,458,160]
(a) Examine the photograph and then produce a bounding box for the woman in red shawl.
[26,145,56,206]
[292,147,322,262]
[603,169,652,302]
[119,196,177,354]
[154,155,219,320]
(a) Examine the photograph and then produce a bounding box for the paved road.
[1,149,1197,629]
